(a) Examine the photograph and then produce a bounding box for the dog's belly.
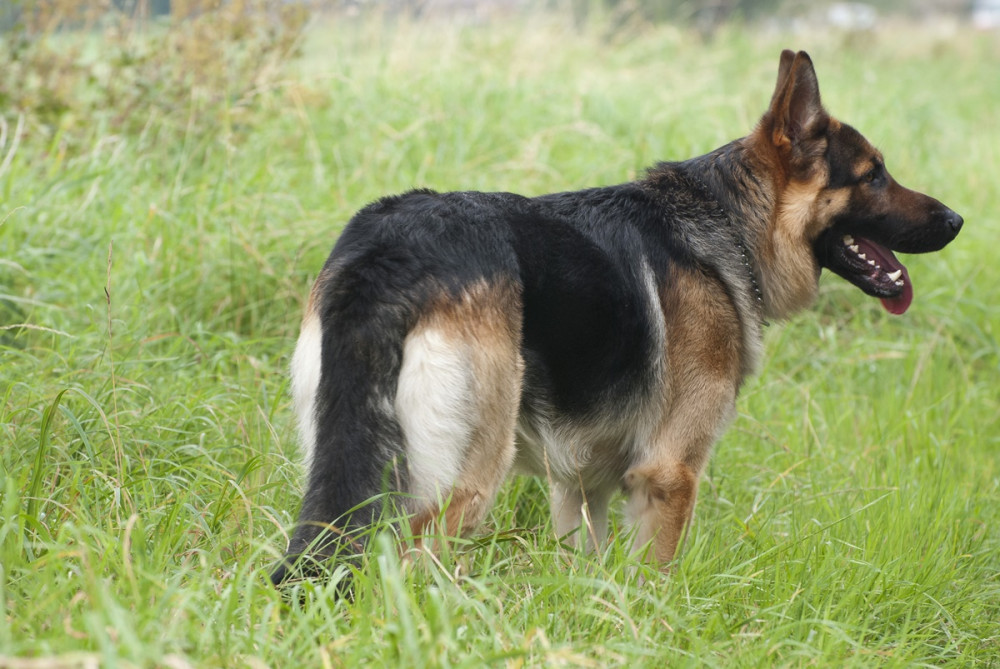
[508,259,668,490]
[510,396,659,491]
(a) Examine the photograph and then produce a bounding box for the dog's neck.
[679,142,774,322]
[678,138,821,323]
[682,141,776,231]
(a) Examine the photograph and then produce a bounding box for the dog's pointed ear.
[769,49,796,107]
[768,50,828,148]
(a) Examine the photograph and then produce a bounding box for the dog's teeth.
[887,269,902,281]
[894,280,904,287]
[858,253,867,260]
[849,244,860,253]
[868,259,876,266]
[843,235,854,245]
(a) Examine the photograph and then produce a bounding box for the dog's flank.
[271,50,962,585]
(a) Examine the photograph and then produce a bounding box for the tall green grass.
[2,13,998,667]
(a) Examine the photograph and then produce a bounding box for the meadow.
[1,10,999,667]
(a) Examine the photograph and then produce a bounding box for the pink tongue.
[856,239,912,315]
[880,265,912,315]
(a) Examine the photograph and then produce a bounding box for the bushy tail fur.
[271,249,423,584]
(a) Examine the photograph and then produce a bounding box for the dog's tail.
[270,252,418,585]
[271,192,528,586]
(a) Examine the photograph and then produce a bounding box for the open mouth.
[825,234,913,314]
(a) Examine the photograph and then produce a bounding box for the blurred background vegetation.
[0,0,990,153]
[0,0,309,149]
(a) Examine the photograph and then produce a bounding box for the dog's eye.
[862,162,886,186]
[862,168,882,185]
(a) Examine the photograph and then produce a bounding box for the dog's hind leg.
[399,280,524,545]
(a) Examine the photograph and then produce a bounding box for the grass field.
[2,11,999,667]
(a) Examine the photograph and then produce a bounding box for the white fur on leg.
[395,327,474,507]
[290,310,322,468]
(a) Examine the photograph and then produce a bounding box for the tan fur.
[747,97,851,321]
[750,52,842,319]
[760,174,852,319]
[623,266,744,565]
[624,460,698,564]
[409,488,484,539]
[401,280,524,539]
[850,140,882,179]
[305,265,336,317]
[661,267,744,394]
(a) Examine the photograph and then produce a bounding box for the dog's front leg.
[624,459,699,565]
[624,376,737,569]
[551,482,612,551]
[626,262,746,570]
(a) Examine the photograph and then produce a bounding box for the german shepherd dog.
[270,50,962,584]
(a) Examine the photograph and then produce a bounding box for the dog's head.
[755,50,962,317]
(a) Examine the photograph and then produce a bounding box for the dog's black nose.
[943,209,963,234]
